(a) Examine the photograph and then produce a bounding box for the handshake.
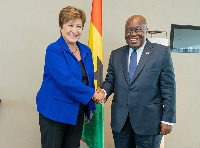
[92,87,106,104]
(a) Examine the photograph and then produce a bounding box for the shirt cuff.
[161,121,174,126]
[101,89,107,103]
[102,89,107,97]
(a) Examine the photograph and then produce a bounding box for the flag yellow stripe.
[88,22,103,73]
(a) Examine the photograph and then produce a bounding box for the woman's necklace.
[67,43,78,54]
[72,47,78,54]
[63,38,78,54]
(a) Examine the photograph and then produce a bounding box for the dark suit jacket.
[102,40,176,135]
[36,36,96,125]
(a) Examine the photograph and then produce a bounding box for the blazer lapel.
[57,36,70,52]
[121,45,130,85]
[131,40,153,83]
[57,36,80,59]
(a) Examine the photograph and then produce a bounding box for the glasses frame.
[125,28,145,35]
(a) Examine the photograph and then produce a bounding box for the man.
[99,15,176,148]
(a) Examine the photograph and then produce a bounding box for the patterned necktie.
[129,49,137,83]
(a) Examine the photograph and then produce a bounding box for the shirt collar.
[129,40,147,53]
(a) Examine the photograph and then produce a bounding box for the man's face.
[125,17,147,49]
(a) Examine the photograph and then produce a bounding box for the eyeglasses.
[125,28,144,35]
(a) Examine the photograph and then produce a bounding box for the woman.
[36,6,104,148]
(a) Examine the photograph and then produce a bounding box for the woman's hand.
[85,111,93,124]
[92,88,106,104]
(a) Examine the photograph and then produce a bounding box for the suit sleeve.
[160,47,176,123]
[45,45,95,105]
[101,51,115,99]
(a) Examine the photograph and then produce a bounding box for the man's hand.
[96,87,105,94]
[92,89,105,104]
[160,122,173,135]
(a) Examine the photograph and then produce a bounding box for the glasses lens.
[135,29,143,33]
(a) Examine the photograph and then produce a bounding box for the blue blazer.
[36,36,96,125]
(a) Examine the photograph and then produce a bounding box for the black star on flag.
[94,56,103,87]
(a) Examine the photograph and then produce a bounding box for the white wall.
[0,0,200,147]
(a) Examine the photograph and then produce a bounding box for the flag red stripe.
[91,0,102,36]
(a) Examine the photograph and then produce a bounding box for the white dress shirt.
[128,41,146,71]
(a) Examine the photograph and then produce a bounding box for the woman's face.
[60,18,83,44]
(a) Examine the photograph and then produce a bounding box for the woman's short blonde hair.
[59,6,86,28]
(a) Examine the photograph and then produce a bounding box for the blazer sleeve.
[45,44,95,105]
[160,47,176,123]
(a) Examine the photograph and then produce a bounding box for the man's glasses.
[125,28,144,35]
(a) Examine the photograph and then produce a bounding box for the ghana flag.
[82,0,104,148]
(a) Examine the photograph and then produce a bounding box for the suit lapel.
[121,46,130,85]
[130,40,153,84]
